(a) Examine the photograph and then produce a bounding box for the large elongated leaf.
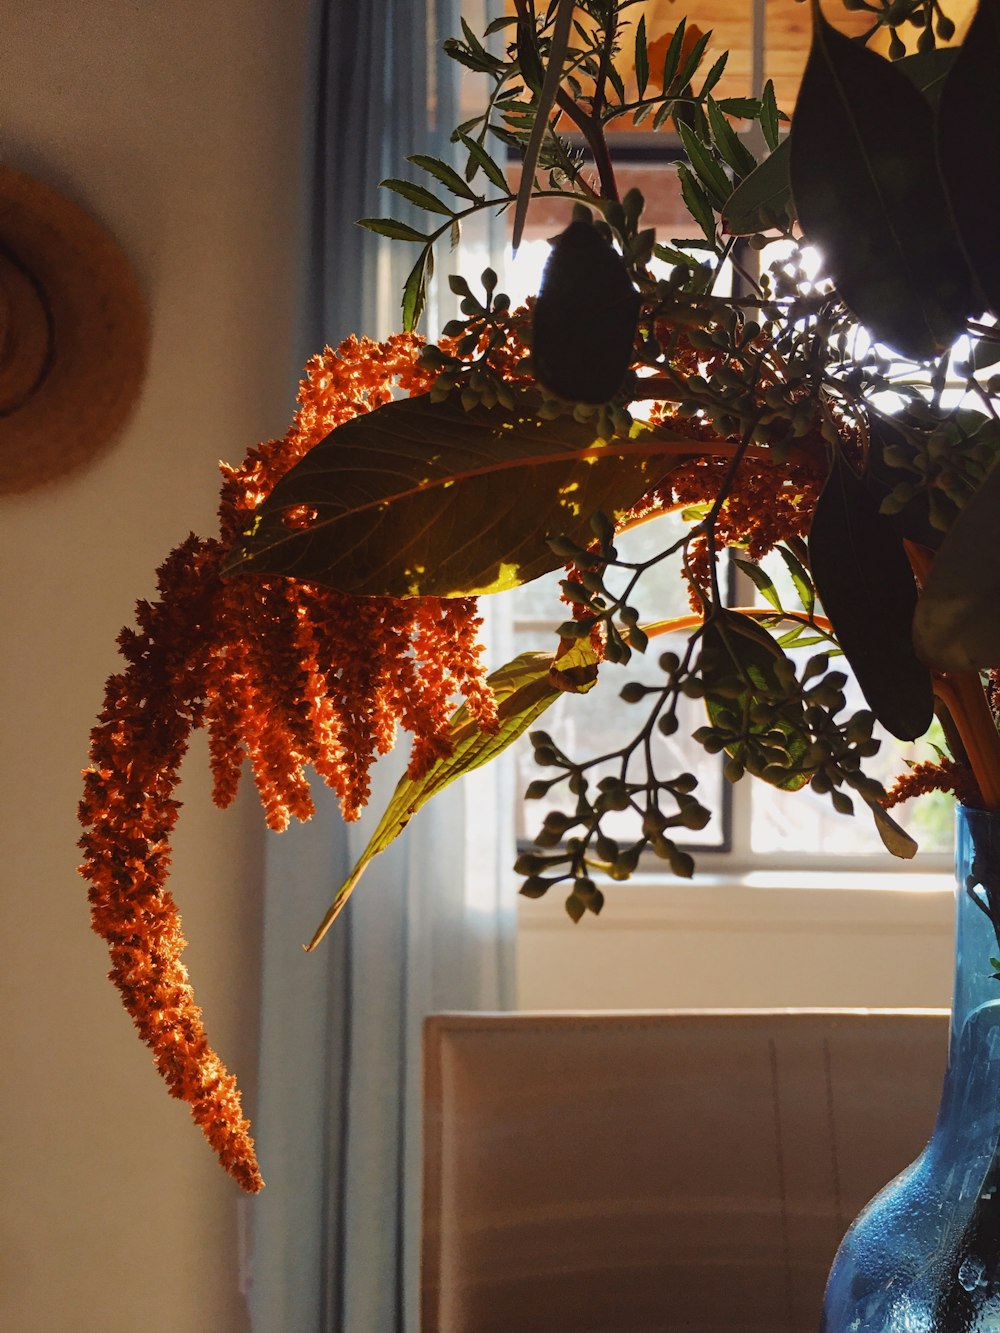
[789,1,973,360]
[723,138,793,235]
[913,454,1000,671]
[937,0,1000,313]
[222,394,677,597]
[304,642,599,950]
[809,452,933,740]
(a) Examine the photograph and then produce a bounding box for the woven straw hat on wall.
[0,165,149,494]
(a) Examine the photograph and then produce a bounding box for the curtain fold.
[248,3,513,1330]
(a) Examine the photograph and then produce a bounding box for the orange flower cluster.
[79,334,497,1191]
[883,757,980,809]
[647,452,826,606]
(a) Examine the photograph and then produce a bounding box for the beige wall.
[1,3,309,1328]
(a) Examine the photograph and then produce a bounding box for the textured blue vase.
[822,806,1000,1332]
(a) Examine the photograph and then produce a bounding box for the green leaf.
[808,451,933,740]
[678,120,732,208]
[457,131,511,193]
[303,641,599,951]
[676,162,716,243]
[914,453,1000,671]
[401,246,433,333]
[733,557,782,611]
[760,79,780,151]
[634,14,649,99]
[865,797,918,860]
[936,0,1000,314]
[775,544,815,618]
[789,2,973,360]
[223,394,679,598]
[723,138,794,234]
[698,52,728,100]
[707,96,757,179]
[357,217,428,243]
[660,19,687,90]
[380,177,454,217]
[674,28,711,91]
[512,0,575,249]
[717,96,762,119]
[406,153,479,202]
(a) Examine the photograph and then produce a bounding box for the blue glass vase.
[822,806,1000,1332]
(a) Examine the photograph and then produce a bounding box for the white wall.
[0,3,308,1328]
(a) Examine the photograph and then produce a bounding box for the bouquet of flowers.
[79,0,1000,1189]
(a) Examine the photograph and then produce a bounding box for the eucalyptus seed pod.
[532,219,641,404]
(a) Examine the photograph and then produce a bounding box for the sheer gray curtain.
[247,3,513,1329]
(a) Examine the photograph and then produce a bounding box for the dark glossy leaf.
[789,1,973,360]
[357,217,428,243]
[914,454,1000,671]
[895,45,958,109]
[406,153,479,203]
[457,131,511,193]
[808,451,933,740]
[304,641,599,950]
[700,612,810,791]
[223,393,676,597]
[532,220,641,403]
[937,0,1000,314]
[723,139,794,235]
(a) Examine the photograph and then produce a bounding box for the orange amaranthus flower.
[883,757,980,810]
[79,334,497,1192]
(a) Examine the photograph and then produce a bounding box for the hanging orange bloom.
[79,334,497,1191]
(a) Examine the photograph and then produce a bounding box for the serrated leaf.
[776,544,815,617]
[223,394,678,598]
[678,120,731,207]
[734,557,782,611]
[789,1,973,359]
[723,138,794,235]
[380,177,454,217]
[937,0,1000,314]
[760,79,780,151]
[660,19,687,90]
[698,52,728,100]
[676,162,716,243]
[707,96,757,178]
[717,96,762,118]
[512,0,575,250]
[303,641,599,950]
[635,14,649,99]
[808,451,933,740]
[401,246,432,332]
[458,132,511,192]
[357,217,428,243]
[674,29,711,91]
[442,37,495,76]
[407,153,479,203]
[914,453,1000,671]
